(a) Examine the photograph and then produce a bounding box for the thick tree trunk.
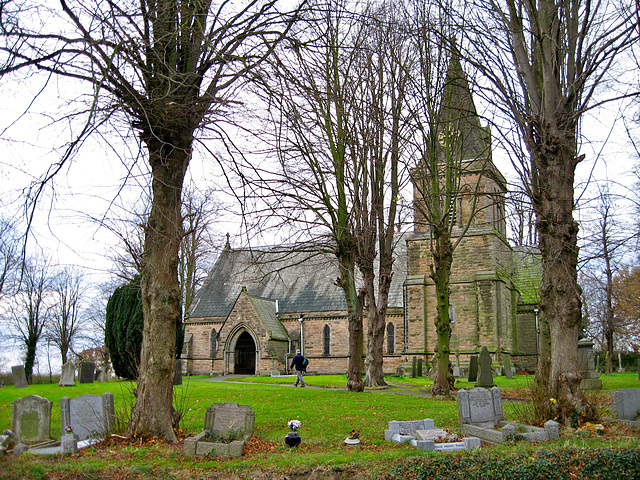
[126,131,190,442]
[364,268,391,388]
[25,333,37,384]
[431,235,454,396]
[338,252,365,392]
[533,138,585,422]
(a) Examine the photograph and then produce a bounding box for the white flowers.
[288,419,301,431]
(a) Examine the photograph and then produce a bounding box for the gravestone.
[475,347,495,388]
[11,365,28,388]
[417,358,423,377]
[58,361,75,387]
[578,338,602,390]
[79,362,95,384]
[205,402,255,435]
[174,359,183,386]
[93,369,102,381]
[97,370,108,382]
[11,395,53,444]
[503,354,513,379]
[184,403,255,457]
[60,393,115,441]
[468,355,478,382]
[458,387,504,426]
[611,389,640,422]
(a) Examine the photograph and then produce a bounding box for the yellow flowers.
[550,398,557,404]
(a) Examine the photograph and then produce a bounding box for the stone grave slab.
[184,403,255,457]
[60,393,115,441]
[611,389,640,425]
[79,362,95,384]
[385,418,480,452]
[93,369,102,381]
[58,361,75,386]
[468,355,478,382]
[503,354,513,379]
[174,359,183,386]
[476,346,495,388]
[458,387,503,425]
[11,365,28,388]
[11,395,53,444]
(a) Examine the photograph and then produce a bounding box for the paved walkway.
[191,375,433,396]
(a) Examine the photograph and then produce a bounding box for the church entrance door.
[234,331,256,374]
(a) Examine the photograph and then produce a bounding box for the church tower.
[404,51,516,364]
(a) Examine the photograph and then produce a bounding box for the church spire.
[438,46,491,162]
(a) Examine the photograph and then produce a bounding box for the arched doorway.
[234,331,256,374]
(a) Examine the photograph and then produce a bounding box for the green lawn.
[0,373,639,479]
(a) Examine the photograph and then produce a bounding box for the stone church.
[182,58,542,377]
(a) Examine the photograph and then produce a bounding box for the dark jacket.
[290,353,305,371]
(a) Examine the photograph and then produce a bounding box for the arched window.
[323,324,331,356]
[210,329,217,357]
[386,322,395,354]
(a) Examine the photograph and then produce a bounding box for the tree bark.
[431,233,454,396]
[338,248,365,392]
[533,137,584,418]
[126,128,190,441]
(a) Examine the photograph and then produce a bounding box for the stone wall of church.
[184,309,406,376]
[405,225,517,358]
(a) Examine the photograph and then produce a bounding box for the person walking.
[290,350,306,387]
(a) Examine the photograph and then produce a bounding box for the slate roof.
[512,246,542,305]
[189,236,408,319]
[245,292,289,340]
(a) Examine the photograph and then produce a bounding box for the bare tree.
[580,186,633,373]
[5,255,52,383]
[461,0,638,419]
[46,267,87,365]
[1,0,300,441]
[243,0,412,390]
[0,216,20,298]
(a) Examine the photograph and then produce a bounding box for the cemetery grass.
[0,374,639,480]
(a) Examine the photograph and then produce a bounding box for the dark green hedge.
[105,275,184,380]
[385,448,640,480]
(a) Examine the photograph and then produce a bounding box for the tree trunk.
[364,267,391,388]
[534,139,585,421]
[25,333,37,384]
[431,234,454,396]
[126,130,190,442]
[338,252,365,392]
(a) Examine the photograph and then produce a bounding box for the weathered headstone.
[417,358,423,377]
[458,387,504,425]
[205,402,255,435]
[611,389,640,422]
[174,359,183,386]
[97,370,108,382]
[475,346,495,388]
[93,369,102,381]
[184,403,255,457]
[11,395,53,444]
[468,355,478,382]
[503,354,513,379]
[578,338,602,390]
[11,365,28,389]
[79,362,95,384]
[60,393,115,441]
[58,361,75,387]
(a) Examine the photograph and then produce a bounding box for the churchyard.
[0,373,639,479]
